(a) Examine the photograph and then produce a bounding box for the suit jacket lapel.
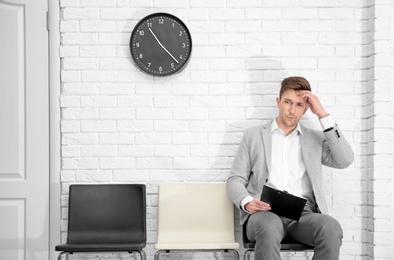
[300,125,309,163]
[261,122,272,174]
[300,125,312,180]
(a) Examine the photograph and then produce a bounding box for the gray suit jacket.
[226,121,354,224]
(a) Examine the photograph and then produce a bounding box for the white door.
[0,0,49,259]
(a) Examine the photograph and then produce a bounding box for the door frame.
[48,0,61,259]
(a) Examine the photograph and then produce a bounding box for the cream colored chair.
[154,183,240,260]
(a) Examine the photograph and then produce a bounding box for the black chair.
[55,184,147,260]
[243,224,314,260]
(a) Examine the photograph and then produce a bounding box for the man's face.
[276,89,308,133]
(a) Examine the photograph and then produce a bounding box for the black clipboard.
[261,185,307,221]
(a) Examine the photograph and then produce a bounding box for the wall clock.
[129,13,192,76]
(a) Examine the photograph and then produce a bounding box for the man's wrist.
[318,113,329,119]
[319,114,334,131]
[241,196,253,213]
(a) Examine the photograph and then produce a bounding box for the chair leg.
[228,249,240,260]
[138,250,146,260]
[57,252,68,260]
[243,249,253,260]
[154,250,163,260]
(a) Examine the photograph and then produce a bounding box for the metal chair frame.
[57,251,146,260]
[154,249,239,260]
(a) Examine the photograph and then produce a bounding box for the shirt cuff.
[240,196,254,213]
[319,114,334,131]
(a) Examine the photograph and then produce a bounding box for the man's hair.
[279,76,311,99]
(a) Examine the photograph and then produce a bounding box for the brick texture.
[59,1,394,259]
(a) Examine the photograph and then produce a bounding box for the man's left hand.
[297,90,329,119]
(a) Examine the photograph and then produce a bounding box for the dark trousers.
[246,206,343,260]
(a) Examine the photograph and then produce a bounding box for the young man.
[226,76,354,260]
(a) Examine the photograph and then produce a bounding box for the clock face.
[130,13,192,76]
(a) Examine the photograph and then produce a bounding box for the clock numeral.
[172,22,175,28]
[147,62,151,68]
[147,22,152,28]
[171,63,175,69]
[135,42,140,48]
[159,66,163,72]
[180,55,183,60]
[179,31,183,37]
[159,18,164,24]
[139,53,143,59]
[139,30,144,36]
[182,43,186,48]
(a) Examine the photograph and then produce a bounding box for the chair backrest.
[156,183,236,244]
[66,184,146,244]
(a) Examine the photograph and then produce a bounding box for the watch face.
[130,13,192,76]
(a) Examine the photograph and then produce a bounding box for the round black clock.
[130,13,192,76]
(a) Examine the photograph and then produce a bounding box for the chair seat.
[279,238,314,251]
[155,242,240,250]
[56,242,146,252]
[243,237,313,251]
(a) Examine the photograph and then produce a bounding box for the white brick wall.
[59,1,394,259]
[368,2,394,260]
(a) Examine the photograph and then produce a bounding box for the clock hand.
[148,28,179,64]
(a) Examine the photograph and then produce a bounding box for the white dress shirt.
[240,115,334,212]
[268,119,314,205]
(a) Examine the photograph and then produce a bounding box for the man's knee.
[317,216,343,244]
[247,212,284,243]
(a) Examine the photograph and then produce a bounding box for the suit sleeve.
[321,125,354,169]
[226,131,253,208]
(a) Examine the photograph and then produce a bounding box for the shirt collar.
[271,118,303,136]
